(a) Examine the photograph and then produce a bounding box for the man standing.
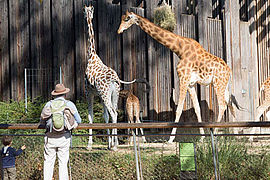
[40,84,81,180]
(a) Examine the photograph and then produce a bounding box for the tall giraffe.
[249,77,270,141]
[118,11,241,143]
[84,6,146,150]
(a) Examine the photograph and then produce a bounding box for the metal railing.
[1,121,270,180]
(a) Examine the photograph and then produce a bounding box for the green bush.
[196,137,270,179]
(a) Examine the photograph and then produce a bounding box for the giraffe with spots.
[84,6,147,150]
[118,11,242,143]
[119,89,147,143]
[249,77,270,141]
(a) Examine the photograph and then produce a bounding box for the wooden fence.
[0,0,269,124]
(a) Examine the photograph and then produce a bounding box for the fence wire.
[0,127,270,180]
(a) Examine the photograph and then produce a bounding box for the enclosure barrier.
[1,121,270,130]
[1,122,270,180]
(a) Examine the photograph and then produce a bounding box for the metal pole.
[132,130,141,180]
[60,66,62,84]
[215,139,221,180]
[24,69,27,113]
[69,132,73,180]
[210,128,218,180]
[137,136,143,180]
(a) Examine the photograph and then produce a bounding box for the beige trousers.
[2,167,16,180]
[43,132,71,180]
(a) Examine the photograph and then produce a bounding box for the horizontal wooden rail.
[0,122,270,130]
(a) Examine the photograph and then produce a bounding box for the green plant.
[196,137,270,179]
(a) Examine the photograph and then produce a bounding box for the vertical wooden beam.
[74,0,92,100]
[121,7,148,117]
[52,0,75,100]
[29,0,52,99]
[206,18,223,122]
[145,0,173,122]
[97,1,121,74]
[0,0,10,101]
[9,0,30,101]
[247,0,258,121]
[224,0,241,126]
[197,0,212,122]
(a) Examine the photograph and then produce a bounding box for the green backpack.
[50,99,67,132]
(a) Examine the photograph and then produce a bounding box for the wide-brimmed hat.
[51,84,70,96]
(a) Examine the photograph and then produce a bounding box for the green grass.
[196,137,270,179]
[0,99,270,179]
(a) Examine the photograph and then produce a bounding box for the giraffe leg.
[127,109,133,145]
[249,102,270,141]
[188,86,204,136]
[111,85,119,149]
[107,107,118,150]
[136,117,146,142]
[139,111,147,142]
[87,91,94,150]
[214,89,227,135]
[168,84,188,143]
[103,104,112,149]
[135,109,146,142]
[266,110,270,120]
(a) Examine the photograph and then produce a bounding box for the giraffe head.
[119,89,131,98]
[84,5,94,23]
[117,11,138,34]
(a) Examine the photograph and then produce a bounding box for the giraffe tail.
[228,94,248,117]
[120,78,150,92]
[119,79,136,84]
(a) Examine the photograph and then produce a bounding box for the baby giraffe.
[119,90,147,143]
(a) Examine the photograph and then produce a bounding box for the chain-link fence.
[0,126,270,180]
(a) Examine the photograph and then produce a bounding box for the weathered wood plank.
[239,22,255,121]
[256,0,270,122]
[225,0,244,129]
[97,1,121,73]
[206,18,223,122]
[0,0,10,101]
[2,121,270,130]
[145,0,173,122]
[52,0,75,99]
[9,0,30,100]
[29,0,52,99]
[197,0,213,122]
[74,0,94,100]
[121,7,148,117]
[247,0,258,122]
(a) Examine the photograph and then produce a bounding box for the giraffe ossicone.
[118,10,243,143]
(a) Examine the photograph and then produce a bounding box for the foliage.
[154,3,176,32]
[1,100,270,179]
[196,137,270,179]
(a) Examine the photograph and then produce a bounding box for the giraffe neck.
[86,18,97,61]
[136,14,184,56]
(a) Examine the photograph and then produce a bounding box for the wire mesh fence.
[0,127,270,180]
[24,68,62,100]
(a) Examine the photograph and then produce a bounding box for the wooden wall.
[0,0,269,122]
